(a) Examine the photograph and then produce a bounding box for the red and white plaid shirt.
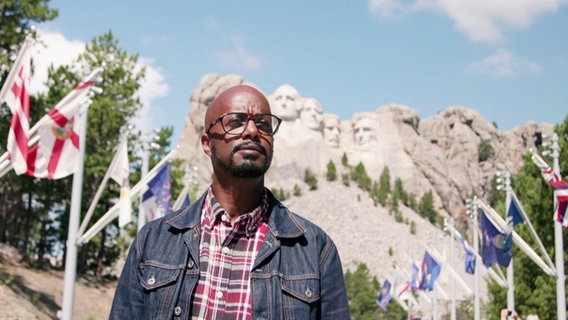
[191,188,269,320]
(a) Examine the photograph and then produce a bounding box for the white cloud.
[212,34,262,71]
[368,0,568,42]
[30,28,169,133]
[467,49,541,77]
[31,29,84,94]
[133,57,170,133]
[368,0,404,18]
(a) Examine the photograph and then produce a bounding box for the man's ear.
[201,133,212,156]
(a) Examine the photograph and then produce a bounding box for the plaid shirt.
[191,188,269,320]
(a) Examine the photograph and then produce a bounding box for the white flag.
[26,77,96,179]
[1,37,33,174]
[109,138,131,227]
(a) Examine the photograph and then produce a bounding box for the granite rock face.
[177,73,554,219]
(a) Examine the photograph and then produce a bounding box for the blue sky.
[33,0,568,142]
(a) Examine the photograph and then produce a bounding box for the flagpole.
[78,148,177,244]
[138,145,149,231]
[548,133,566,320]
[471,197,481,320]
[60,102,89,320]
[499,172,515,316]
[449,218,456,320]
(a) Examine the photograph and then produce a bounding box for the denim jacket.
[109,190,351,320]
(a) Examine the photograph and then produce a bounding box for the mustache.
[233,141,267,156]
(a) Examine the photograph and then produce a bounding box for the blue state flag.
[457,233,476,274]
[376,279,392,309]
[142,162,172,220]
[507,192,526,228]
[419,250,441,291]
[480,211,513,267]
[464,248,476,274]
[410,262,421,292]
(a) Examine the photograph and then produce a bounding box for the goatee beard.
[211,141,272,178]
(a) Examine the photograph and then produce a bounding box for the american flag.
[531,152,568,228]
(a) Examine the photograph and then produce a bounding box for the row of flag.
[0,36,99,180]
[1,36,189,231]
[376,249,442,309]
[376,149,566,310]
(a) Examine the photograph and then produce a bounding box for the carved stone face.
[271,84,300,121]
[323,114,341,148]
[353,117,376,146]
[300,98,323,130]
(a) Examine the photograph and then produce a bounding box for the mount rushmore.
[176,73,554,221]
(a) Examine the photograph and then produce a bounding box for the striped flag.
[531,152,568,228]
[1,37,33,174]
[26,79,95,179]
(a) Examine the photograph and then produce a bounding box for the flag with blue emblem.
[419,250,441,291]
[480,211,513,267]
[142,162,172,220]
[376,279,392,309]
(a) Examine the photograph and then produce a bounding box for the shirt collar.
[203,187,269,236]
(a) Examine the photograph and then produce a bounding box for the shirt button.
[147,276,156,285]
[216,291,223,299]
[305,288,313,297]
[187,260,194,268]
[222,247,230,254]
[174,306,182,316]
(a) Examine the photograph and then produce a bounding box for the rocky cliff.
[176,73,554,219]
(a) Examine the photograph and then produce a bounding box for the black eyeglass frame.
[205,112,283,136]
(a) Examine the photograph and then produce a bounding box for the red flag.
[531,152,568,228]
[1,37,33,174]
[26,79,95,179]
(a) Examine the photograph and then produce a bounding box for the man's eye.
[226,117,244,127]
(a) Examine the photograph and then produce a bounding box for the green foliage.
[272,188,289,201]
[418,190,438,224]
[410,221,416,234]
[393,210,403,223]
[388,247,393,256]
[326,160,337,181]
[377,167,391,207]
[0,0,58,72]
[393,178,409,206]
[345,263,381,320]
[345,262,406,320]
[478,139,494,162]
[293,184,302,196]
[304,168,318,191]
[341,173,350,186]
[341,152,349,167]
[352,162,372,191]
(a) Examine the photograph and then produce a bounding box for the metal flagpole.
[138,143,149,231]
[450,218,456,320]
[466,196,480,320]
[546,133,566,320]
[60,103,89,320]
[498,172,515,316]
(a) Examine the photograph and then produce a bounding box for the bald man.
[110,85,350,320]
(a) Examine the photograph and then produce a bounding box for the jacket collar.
[166,188,306,239]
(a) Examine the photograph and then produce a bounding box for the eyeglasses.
[205,112,282,136]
